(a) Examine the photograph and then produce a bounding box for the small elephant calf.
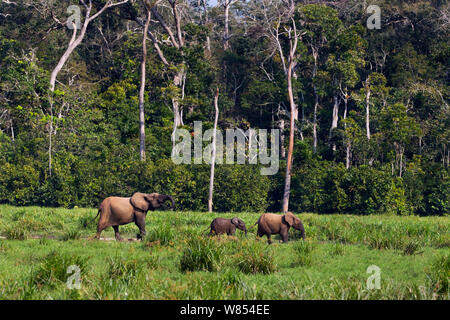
[207,217,247,236]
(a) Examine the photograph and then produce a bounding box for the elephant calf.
[207,217,247,236]
[254,212,305,244]
[93,192,174,241]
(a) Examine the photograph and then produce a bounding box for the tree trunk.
[171,67,185,156]
[313,92,319,154]
[329,94,339,151]
[282,60,296,213]
[312,53,318,154]
[343,96,351,169]
[224,1,231,50]
[139,10,151,162]
[208,88,220,213]
[365,77,371,140]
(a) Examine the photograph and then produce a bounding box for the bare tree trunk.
[223,1,232,50]
[343,96,351,169]
[282,60,296,213]
[312,53,318,154]
[208,88,220,213]
[171,67,185,156]
[139,9,151,162]
[329,94,339,151]
[201,0,211,56]
[313,92,318,154]
[9,118,14,142]
[48,96,54,176]
[364,77,371,140]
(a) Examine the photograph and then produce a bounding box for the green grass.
[0,205,448,300]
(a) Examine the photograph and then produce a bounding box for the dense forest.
[0,0,448,215]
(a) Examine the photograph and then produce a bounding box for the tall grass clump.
[329,242,346,256]
[292,240,316,266]
[426,253,449,299]
[402,240,423,256]
[3,225,28,240]
[60,229,82,241]
[179,237,224,272]
[144,224,176,246]
[106,255,144,284]
[235,240,276,274]
[31,251,88,288]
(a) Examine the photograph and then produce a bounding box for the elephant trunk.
[298,221,306,240]
[166,195,175,210]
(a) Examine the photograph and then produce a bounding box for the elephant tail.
[248,221,259,231]
[201,225,212,236]
[84,205,102,227]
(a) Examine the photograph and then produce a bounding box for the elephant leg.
[95,222,106,239]
[113,226,123,241]
[266,234,272,245]
[134,214,146,240]
[281,232,289,243]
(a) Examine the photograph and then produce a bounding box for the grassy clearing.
[0,205,448,300]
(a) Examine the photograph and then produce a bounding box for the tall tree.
[208,87,219,212]
[138,1,152,161]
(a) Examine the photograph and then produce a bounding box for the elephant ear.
[283,212,295,226]
[231,217,239,226]
[130,192,150,211]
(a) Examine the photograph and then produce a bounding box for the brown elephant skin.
[255,212,305,244]
[94,192,174,241]
[208,217,247,236]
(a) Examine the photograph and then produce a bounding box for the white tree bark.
[282,17,299,213]
[208,88,220,213]
[139,9,151,162]
[364,77,371,141]
[329,94,340,151]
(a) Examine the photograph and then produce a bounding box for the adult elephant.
[253,212,305,244]
[93,192,175,241]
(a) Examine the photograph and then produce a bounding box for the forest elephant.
[253,212,305,244]
[94,192,175,241]
[207,217,247,236]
